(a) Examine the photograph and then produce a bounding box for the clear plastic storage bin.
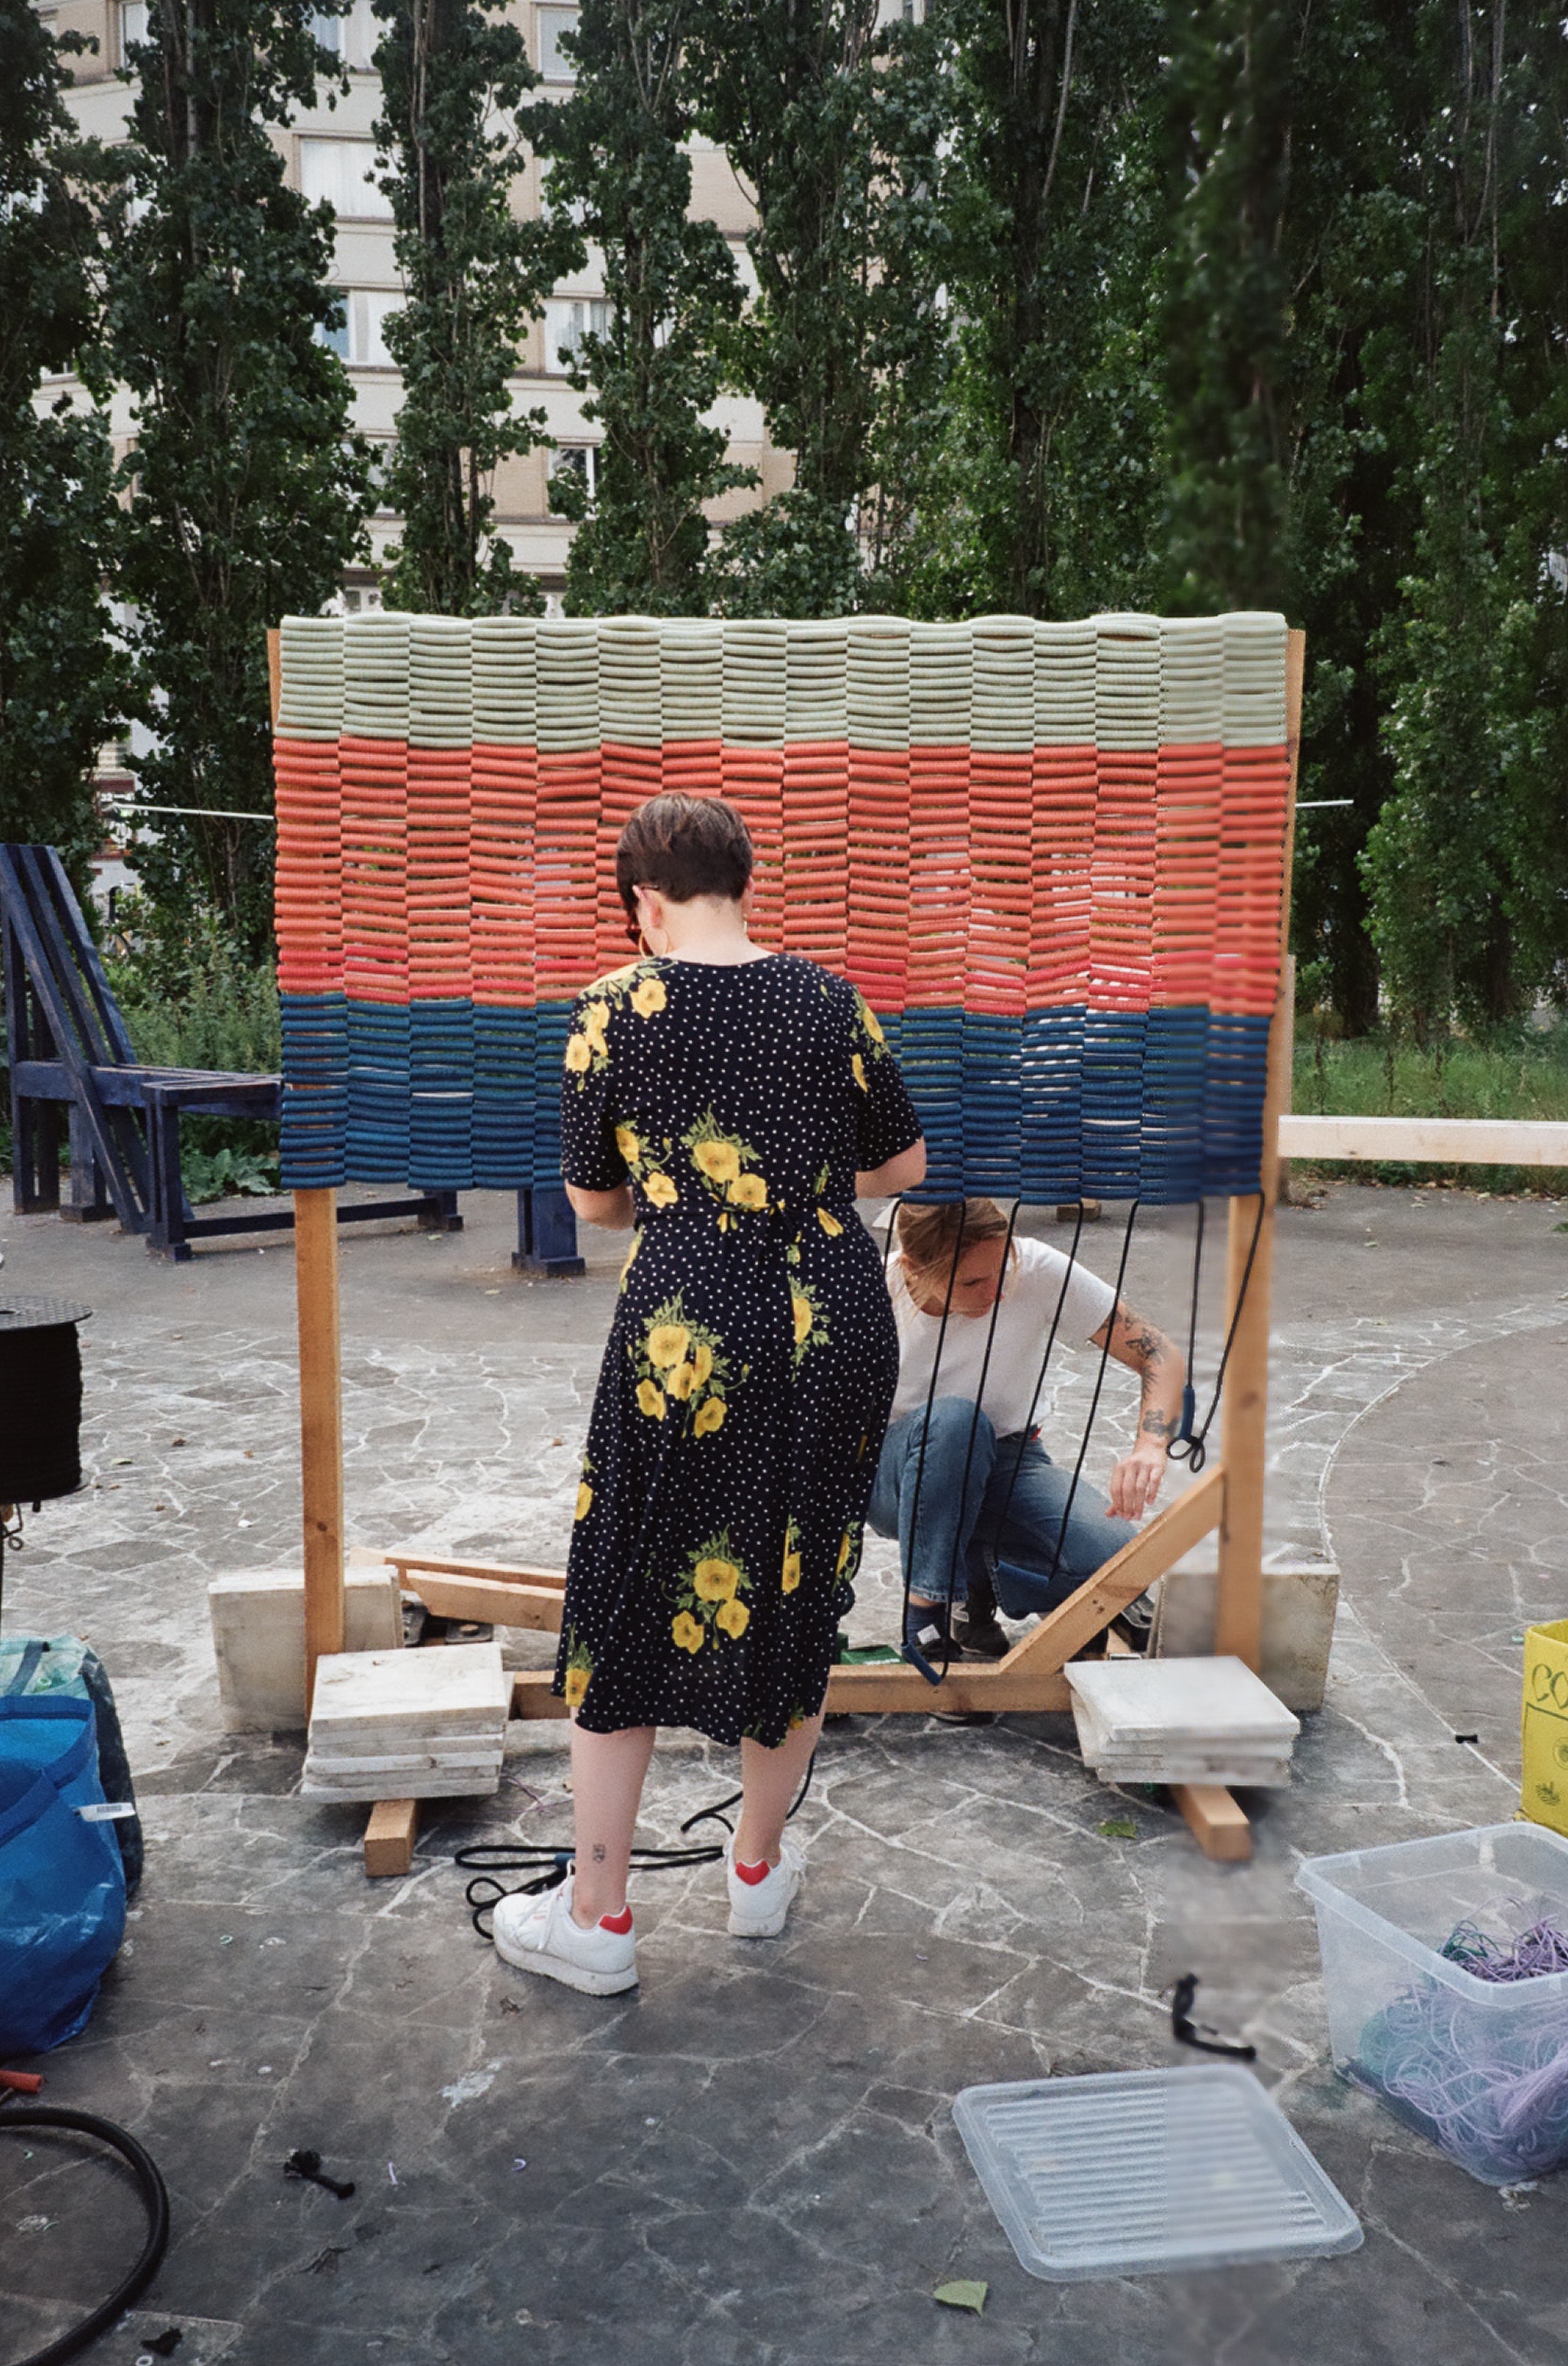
[1297,1822,1568,2185]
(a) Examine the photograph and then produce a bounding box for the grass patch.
[1293,1022,1568,1194]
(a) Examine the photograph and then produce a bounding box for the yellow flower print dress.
[554,953,922,1747]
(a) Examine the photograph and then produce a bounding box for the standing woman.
[493,795,925,1995]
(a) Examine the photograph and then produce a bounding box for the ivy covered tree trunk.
[373,0,576,615]
[0,0,124,882]
[106,0,369,946]
[532,0,753,616]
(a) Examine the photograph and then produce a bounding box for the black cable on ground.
[1168,1191,1267,1474]
[457,1753,818,1937]
[0,2103,170,2366]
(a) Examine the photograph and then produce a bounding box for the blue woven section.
[279,993,348,1188]
[282,993,1271,1204]
[410,999,475,1190]
[472,1005,537,1188]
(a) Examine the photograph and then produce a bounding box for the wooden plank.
[510,1669,570,1720]
[997,1464,1227,1678]
[405,1570,567,1632]
[387,1549,567,1591]
[1215,626,1302,1672]
[1279,1113,1568,1167]
[296,1186,345,1708]
[824,1661,1073,1714]
[1171,1783,1251,1863]
[364,1797,419,1877]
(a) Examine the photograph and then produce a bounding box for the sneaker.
[725,1835,804,1938]
[491,1872,637,1996]
[953,1611,1010,1660]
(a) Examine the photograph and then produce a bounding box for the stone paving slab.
[2,1183,1567,2364]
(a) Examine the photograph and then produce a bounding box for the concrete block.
[208,1561,401,1730]
[1150,1551,1340,1714]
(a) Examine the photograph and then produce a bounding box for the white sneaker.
[491,1873,637,1996]
[725,1835,805,1938]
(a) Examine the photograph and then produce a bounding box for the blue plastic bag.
[0,1695,127,2055]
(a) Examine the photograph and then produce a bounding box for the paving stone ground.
[2,1180,1567,2366]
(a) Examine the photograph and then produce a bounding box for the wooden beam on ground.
[998,1462,1226,1678]
[1171,1783,1251,1863]
[405,1569,568,1632]
[296,1186,345,1708]
[364,1797,419,1877]
[1277,1113,1568,1167]
[511,1669,570,1720]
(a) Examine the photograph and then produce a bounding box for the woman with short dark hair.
[492,793,926,1995]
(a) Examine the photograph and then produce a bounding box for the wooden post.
[296,1186,345,1708]
[1214,627,1304,1670]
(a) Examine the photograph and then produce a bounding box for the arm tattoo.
[1140,1408,1178,1440]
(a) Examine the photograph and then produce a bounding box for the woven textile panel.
[273,611,1291,1203]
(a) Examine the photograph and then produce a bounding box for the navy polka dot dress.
[553,953,922,1747]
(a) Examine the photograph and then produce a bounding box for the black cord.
[985,1199,1088,1550]
[897,1203,969,1687]
[1043,1200,1141,1587]
[1168,1191,1267,1473]
[456,1753,818,1938]
[942,1198,1024,1619]
[0,2103,171,2366]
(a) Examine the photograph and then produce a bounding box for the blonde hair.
[894,1198,1014,1282]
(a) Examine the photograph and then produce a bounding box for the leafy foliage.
[531,0,753,615]
[687,0,950,614]
[0,0,125,883]
[372,0,576,614]
[105,0,371,949]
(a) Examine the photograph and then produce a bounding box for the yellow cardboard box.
[1522,1619,1568,1838]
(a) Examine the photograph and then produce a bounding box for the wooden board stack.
[1064,1656,1299,1789]
[302,1642,510,1802]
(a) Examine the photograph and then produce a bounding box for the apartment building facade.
[41,0,799,604]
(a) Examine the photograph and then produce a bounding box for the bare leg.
[733,1710,825,1870]
[569,1721,656,1926]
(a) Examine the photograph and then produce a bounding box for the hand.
[1107,1438,1168,1521]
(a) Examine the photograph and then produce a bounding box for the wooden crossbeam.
[1278,1113,1568,1167]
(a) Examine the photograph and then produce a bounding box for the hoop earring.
[640,923,668,959]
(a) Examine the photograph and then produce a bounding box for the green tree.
[1158,0,1296,613]
[0,0,123,879]
[1363,0,1568,1031]
[911,0,1165,620]
[531,0,752,615]
[373,0,575,614]
[106,0,370,945]
[688,0,950,615]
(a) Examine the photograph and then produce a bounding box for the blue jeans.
[867,1397,1138,1616]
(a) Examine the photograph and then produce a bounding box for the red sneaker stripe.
[733,1858,772,1887]
[599,1906,633,1934]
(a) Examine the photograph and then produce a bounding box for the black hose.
[0,2104,171,2366]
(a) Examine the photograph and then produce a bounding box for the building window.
[319,291,400,368]
[301,139,394,221]
[537,5,580,81]
[549,444,598,512]
[119,0,149,63]
[542,296,609,374]
[311,0,378,67]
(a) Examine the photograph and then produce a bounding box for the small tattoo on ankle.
[591,1843,606,1861]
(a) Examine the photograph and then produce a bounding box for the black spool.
[0,1296,90,1505]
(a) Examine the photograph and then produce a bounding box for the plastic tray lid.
[952,2067,1362,2283]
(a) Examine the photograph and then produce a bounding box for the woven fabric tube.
[274,610,1293,1204]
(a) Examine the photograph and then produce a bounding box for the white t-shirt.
[889,1236,1118,1435]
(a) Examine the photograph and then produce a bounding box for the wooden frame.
[281,628,1307,1871]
